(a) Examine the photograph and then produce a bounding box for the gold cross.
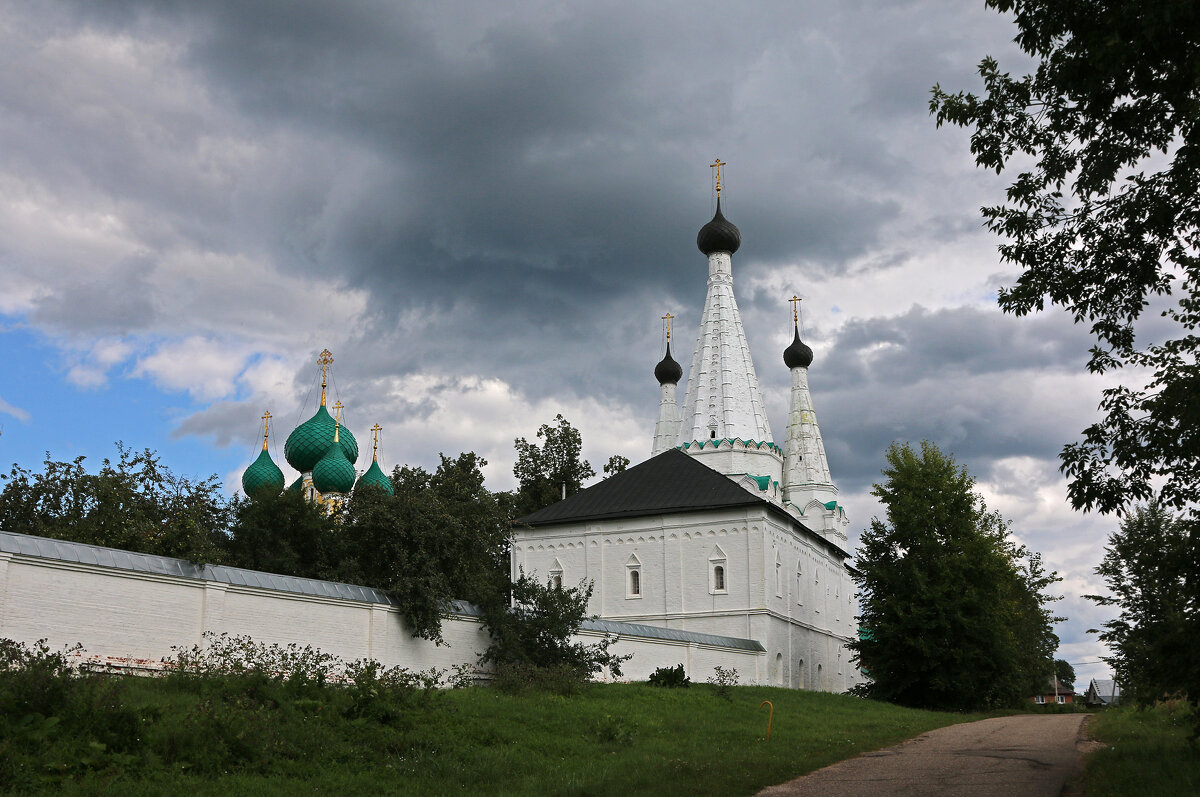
[332,401,344,423]
[662,312,675,341]
[789,295,801,325]
[317,349,334,405]
[710,159,726,195]
[371,423,382,458]
[261,410,272,450]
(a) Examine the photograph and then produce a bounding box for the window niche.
[626,553,642,599]
[709,545,727,594]
[549,558,563,591]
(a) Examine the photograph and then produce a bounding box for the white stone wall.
[0,546,763,682]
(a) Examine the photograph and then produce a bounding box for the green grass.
[3,675,985,796]
[1083,703,1200,797]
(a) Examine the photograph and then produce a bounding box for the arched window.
[626,553,642,598]
[709,545,727,594]
[629,569,641,596]
[796,563,804,605]
[775,552,783,597]
[550,558,563,591]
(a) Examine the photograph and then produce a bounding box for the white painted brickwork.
[679,252,774,451]
[0,541,763,686]
[513,505,861,693]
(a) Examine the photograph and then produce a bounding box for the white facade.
[512,505,857,690]
[513,194,860,691]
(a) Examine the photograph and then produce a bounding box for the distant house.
[1030,676,1076,705]
[1084,678,1122,706]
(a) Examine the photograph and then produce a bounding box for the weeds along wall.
[0,531,765,683]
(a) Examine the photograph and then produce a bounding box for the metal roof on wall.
[0,530,764,652]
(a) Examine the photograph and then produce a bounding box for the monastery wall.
[0,532,763,685]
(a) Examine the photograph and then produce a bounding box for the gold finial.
[317,349,334,406]
[333,400,344,423]
[662,312,675,341]
[333,420,340,443]
[710,158,726,196]
[789,295,801,326]
[261,410,272,451]
[371,423,382,462]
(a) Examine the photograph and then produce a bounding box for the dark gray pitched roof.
[516,449,850,559]
[516,449,763,526]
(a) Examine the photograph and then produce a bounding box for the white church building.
[512,179,860,691]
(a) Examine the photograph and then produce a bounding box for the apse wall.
[0,531,764,683]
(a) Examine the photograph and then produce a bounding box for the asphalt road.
[757,714,1093,797]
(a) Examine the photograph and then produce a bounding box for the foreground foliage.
[850,441,1061,711]
[0,638,983,796]
[933,0,1200,738]
[1084,703,1200,797]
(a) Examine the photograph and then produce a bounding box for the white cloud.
[0,396,30,423]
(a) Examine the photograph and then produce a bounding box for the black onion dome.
[783,325,814,369]
[696,198,741,256]
[654,342,683,384]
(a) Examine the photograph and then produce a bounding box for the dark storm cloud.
[17,0,1025,407]
[763,305,1101,492]
[30,257,158,335]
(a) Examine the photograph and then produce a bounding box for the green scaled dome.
[284,404,359,472]
[312,440,356,495]
[355,459,394,495]
[242,448,285,498]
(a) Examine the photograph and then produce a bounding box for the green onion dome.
[242,447,285,498]
[284,404,359,472]
[287,476,304,494]
[355,459,394,495]
[312,438,356,495]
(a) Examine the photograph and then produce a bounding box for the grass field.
[4,673,984,796]
[1083,702,1200,797]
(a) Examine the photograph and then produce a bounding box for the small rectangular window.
[627,568,641,598]
[1056,695,1066,704]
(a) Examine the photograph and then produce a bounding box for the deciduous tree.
[513,415,595,517]
[1086,503,1200,708]
[850,442,1060,710]
[931,0,1200,517]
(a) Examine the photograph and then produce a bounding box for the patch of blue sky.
[2,325,246,492]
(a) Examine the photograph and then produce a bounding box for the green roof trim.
[676,438,783,455]
[748,474,771,490]
[823,500,839,510]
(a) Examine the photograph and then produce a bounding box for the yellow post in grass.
[760,700,774,742]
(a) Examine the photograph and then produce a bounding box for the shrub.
[707,666,739,700]
[648,664,690,688]
[479,574,631,690]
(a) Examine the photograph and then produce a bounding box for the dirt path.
[757,714,1092,797]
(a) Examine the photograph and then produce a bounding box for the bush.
[707,666,739,700]
[479,574,630,689]
[648,664,690,688]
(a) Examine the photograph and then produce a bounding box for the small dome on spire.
[654,342,683,384]
[784,325,814,369]
[697,198,741,256]
[242,448,285,498]
[355,459,394,495]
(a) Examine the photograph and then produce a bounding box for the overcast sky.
[0,0,1123,683]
